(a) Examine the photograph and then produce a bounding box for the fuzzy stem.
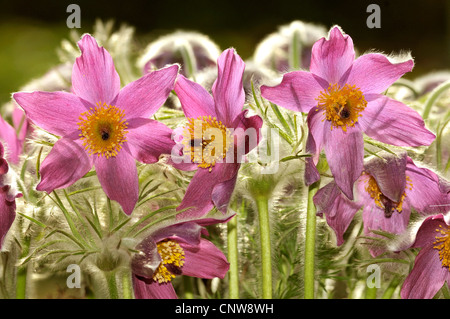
[391,78,419,98]
[381,275,401,299]
[365,286,377,299]
[16,233,31,299]
[15,266,27,299]
[121,270,133,299]
[289,29,301,70]
[422,79,450,120]
[180,44,197,80]
[255,195,272,299]
[105,270,119,299]
[227,215,239,299]
[304,181,320,299]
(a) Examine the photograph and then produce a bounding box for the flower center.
[152,240,185,284]
[433,224,450,269]
[78,102,129,158]
[363,174,412,218]
[181,116,233,171]
[316,84,367,132]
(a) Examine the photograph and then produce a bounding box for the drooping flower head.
[314,151,450,256]
[171,48,263,218]
[13,34,179,215]
[261,26,435,200]
[253,20,327,72]
[137,31,221,78]
[0,142,22,249]
[401,214,450,299]
[131,216,231,299]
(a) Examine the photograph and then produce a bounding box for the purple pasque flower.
[314,151,450,255]
[401,213,450,299]
[13,34,179,215]
[0,142,22,249]
[0,114,22,165]
[260,26,435,200]
[131,216,231,299]
[171,48,263,219]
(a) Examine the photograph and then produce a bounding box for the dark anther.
[101,131,110,141]
[381,195,396,218]
[340,108,351,119]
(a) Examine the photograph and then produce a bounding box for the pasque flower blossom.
[261,26,435,200]
[0,115,23,165]
[13,34,179,215]
[171,48,263,218]
[131,216,231,299]
[401,214,450,299]
[0,142,22,249]
[314,152,450,255]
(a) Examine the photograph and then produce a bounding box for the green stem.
[365,286,378,299]
[16,231,31,299]
[122,270,133,299]
[304,181,320,299]
[105,270,119,299]
[289,29,301,70]
[391,78,419,98]
[183,276,194,299]
[227,215,239,299]
[255,196,272,299]
[381,275,401,299]
[422,79,450,120]
[15,266,27,299]
[180,44,197,80]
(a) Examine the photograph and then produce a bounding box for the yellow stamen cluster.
[433,224,450,269]
[316,83,367,132]
[152,240,186,284]
[78,102,129,158]
[181,115,233,171]
[363,174,412,215]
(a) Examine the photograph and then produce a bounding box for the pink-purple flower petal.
[132,276,178,299]
[177,163,240,219]
[211,174,238,214]
[174,74,217,119]
[324,124,364,200]
[115,64,178,119]
[211,48,245,126]
[94,147,138,215]
[12,91,86,137]
[0,186,18,249]
[36,138,93,193]
[405,158,450,215]
[180,238,230,279]
[126,118,175,164]
[310,26,355,85]
[72,34,121,105]
[314,181,362,246]
[361,199,411,239]
[363,152,407,203]
[359,94,435,147]
[0,116,21,164]
[345,53,414,95]
[231,109,263,156]
[401,246,449,299]
[152,222,202,247]
[260,71,328,113]
[409,214,447,248]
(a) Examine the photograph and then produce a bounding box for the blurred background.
[0,0,449,106]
